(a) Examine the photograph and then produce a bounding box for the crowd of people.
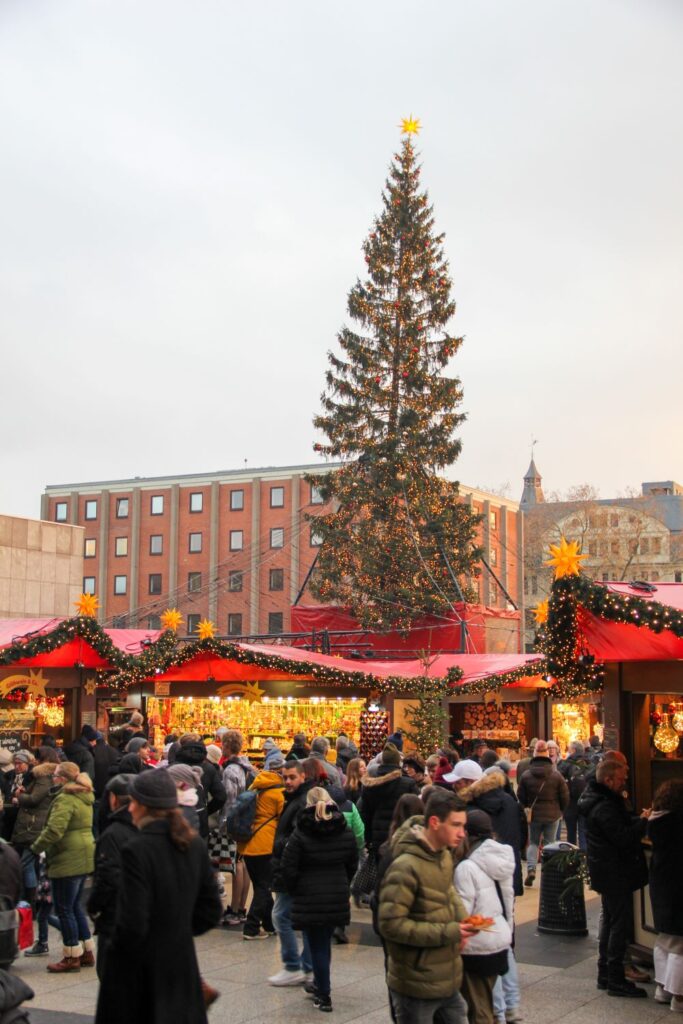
[0,717,680,1022]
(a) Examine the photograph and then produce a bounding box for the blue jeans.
[51,875,91,948]
[19,849,38,891]
[527,820,561,873]
[303,925,334,999]
[37,904,61,945]
[272,892,312,973]
[564,809,587,850]
[390,989,468,1024]
[493,949,520,1016]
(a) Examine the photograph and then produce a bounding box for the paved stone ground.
[11,884,672,1024]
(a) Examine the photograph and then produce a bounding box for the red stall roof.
[0,618,162,669]
[578,582,683,661]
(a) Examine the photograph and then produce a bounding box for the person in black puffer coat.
[578,758,649,997]
[64,726,97,782]
[87,775,137,979]
[280,788,358,1013]
[175,741,226,819]
[358,743,418,851]
[460,766,527,897]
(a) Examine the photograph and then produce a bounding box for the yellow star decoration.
[545,537,588,580]
[84,678,97,696]
[534,600,549,625]
[75,593,99,617]
[160,608,184,633]
[196,618,215,640]
[399,115,421,136]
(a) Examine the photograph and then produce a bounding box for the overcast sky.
[2,0,682,518]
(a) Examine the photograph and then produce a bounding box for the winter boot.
[200,978,220,1008]
[80,938,96,967]
[47,946,82,973]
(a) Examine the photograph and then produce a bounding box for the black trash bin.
[537,841,588,936]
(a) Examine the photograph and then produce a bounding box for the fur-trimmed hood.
[360,768,402,789]
[460,769,506,803]
[32,762,58,779]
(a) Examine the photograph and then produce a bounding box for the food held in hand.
[462,915,495,930]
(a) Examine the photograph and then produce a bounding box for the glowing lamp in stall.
[672,704,683,733]
[368,703,380,713]
[654,714,680,754]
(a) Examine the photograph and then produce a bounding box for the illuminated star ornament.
[534,600,549,625]
[160,608,184,633]
[196,618,216,640]
[545,537,588,580]
[399,114,421,136]
[75,593,99,617]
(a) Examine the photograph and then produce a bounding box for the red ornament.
[402,371,409,378]
[411,347,418,354]
[375,377,381,384]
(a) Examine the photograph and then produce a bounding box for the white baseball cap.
[442,760,483,785]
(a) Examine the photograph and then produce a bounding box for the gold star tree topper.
[196,618,215,640]
[534,600,549,625]
[160,608,184,633]
[400,115,421,136]
[75,593,99,617]
[545,537,587,580]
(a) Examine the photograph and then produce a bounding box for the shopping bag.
[351,848,378,898]
[16,906,32,951]
[207,828,236,874]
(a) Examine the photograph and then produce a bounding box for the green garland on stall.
[0,616,137,670]
[108,633,462,698]
[444,659,548,695]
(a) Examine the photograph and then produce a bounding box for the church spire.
[521,452,544,507]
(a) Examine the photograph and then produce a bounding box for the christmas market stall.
[0,599,161,750]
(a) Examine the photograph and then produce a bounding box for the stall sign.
[0,732,29,755]
[154,681,171,697]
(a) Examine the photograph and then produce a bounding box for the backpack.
[225,784,280,843]
[566,759,591,801]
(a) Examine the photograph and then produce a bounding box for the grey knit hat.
[129,768,178,809]
[127,737,149,755]
[168,763,202,789]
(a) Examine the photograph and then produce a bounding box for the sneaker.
[313,995,333,1012]
[238,909,247,921]
[505,1010,523,1023]
[625,964,651,983]
[243,930,269,941]
[221,911,242,927]
[24,942,49,957]
[269,969,306,986]
[656,985,672,1004]
[524,872,535,888]
[304,981,319,999]
[672,997,683,1014]
[201,978,220,1008]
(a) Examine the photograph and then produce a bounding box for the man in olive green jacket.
[378,790,475,1024]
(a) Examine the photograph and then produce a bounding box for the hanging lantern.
[653,714,680,754]
[672,704,683,733]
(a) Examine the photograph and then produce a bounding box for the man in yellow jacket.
[238,750,285,940]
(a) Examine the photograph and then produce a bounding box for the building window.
[187,613,200,635]
[489,583,498,604]
[640,538,650,555]
[675,572,682,583]
[116,498,129,519]
[84,538,97,559]
[524,577,529,596]
[588,541,597,556]
[151,495,164,515]
[531,575,538,595]
[230,530,243,551]
[652,537,662,555]
[270,486,285,508]
[83,576,96,595]
[190,492,203,513]
[115,537,128,557]
[189,532,202,553]
[270,527,284,549]
[610,514,620,528]
[651,571,660,582]
[310,485,324,505]
[55,502,68,522]
[268,612,284,634]
[490,549,497,566]
[269,568,284,591]
[148,573,162,595]
[310,526,323,547]
[602,572,610,582]
[230,489,244,511]
[188,572,202,593]
[85,500,97,520]
[611,540,620,555]
[489,511,497,529]
[114,575,127,595]
[228,613,243,636]
[228,571,243,592]
[150,534,163,555]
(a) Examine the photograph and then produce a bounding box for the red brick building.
[42,464,524,648]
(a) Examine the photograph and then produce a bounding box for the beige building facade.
[0,515,84,619]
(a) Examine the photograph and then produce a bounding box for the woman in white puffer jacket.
[455,809,515,1024]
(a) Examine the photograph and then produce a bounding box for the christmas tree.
[307,119,482,632]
